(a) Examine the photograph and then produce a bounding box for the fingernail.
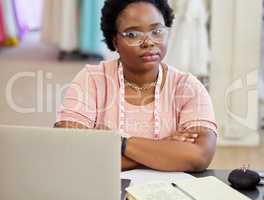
[193,134,198,138]
[181,137,186,141]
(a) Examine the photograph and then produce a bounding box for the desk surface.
[189,170,264,200]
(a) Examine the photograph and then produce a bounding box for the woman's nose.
[140,36,155,48]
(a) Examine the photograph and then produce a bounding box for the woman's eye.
[126,32,139,39]
[152,28,163,35]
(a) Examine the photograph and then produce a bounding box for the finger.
[185,138,196,143]
[181,133,199,139]
[175,130,198,138]
[172,135,187,142]
[96,124,111,130]
[171,135,196,143]
[172,132,198,139]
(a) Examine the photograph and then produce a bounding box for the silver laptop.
[0,125,121,200]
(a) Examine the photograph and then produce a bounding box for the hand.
[165,130,199,143]
[96,124,111,130]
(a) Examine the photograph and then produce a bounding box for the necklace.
[118,61,163,139]
[124,79,157,95]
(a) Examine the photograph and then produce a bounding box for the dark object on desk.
[121,179,131,200]
[228,169,261,190]
[57,50,104,61]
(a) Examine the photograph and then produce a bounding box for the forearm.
[122,156,140,171]
[124,133,216,172]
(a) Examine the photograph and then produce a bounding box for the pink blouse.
[56,59,217,139]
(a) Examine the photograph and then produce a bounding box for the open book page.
[125,176,251,200]
[175,176,251,200]
[121,169,195,186]
[126,182,193,200]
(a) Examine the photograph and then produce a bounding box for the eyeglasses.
[118,26,170,46]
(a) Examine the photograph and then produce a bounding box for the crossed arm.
[54,121,216,172]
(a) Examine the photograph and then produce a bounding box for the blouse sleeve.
[176,74,217,134]
[56,66,97,128]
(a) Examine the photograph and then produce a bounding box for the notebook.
[125,176,251,200]
[121,169,195,185]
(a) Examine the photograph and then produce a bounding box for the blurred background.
[0,0,263,170]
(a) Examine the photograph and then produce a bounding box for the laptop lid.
[0,125,121,200]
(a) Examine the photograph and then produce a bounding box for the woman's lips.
[140,53,160,62]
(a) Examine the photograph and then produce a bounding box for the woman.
[55,0,217,172]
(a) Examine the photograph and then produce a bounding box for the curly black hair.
[101,0,174,51]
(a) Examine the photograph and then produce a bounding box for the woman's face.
[114,2,168,73]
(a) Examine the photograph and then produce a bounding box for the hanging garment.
[42,0,63,46]
[164,0,209,76]
[12,0,30,39]
[79,0,105,55]
[2,0,19,46]
[59,0,79,51]
[17,0,43,30]
[42,0,79,51]
[0,0,6,43]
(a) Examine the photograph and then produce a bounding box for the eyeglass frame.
[117,26,170,47]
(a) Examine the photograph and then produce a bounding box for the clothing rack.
[42,0,105,61]
[0,0,29,47]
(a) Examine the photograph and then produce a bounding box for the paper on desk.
[121,169,195,185]
[126,182,192,200]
